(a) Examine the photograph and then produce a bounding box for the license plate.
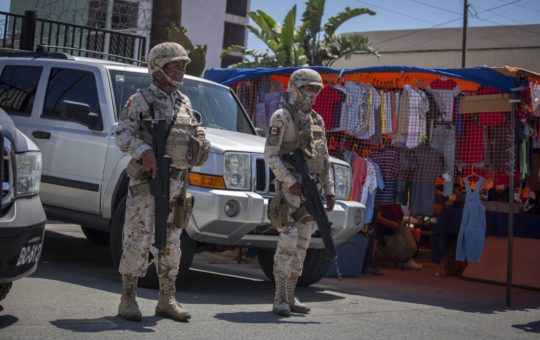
[16,242,43,267]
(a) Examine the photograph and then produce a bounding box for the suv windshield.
[109,69,254,134]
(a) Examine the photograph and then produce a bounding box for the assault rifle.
[283,148,342,279]
[143,118,171,252]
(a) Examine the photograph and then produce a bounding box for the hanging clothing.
[427,78,461,122]
[371,147,399,205]
[312,85,345,130]
[364,159,384,224]
[477,86,506,127]
[408,144,444,216]
[456,115,484,164]
[456,177,486,263]
[349,154,367,202]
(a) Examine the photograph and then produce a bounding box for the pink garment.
[349,155,367,202]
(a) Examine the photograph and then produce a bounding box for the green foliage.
[221,0,377,68]
[167,23,207,77]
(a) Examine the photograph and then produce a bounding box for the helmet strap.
[153,72,177,94]
[159,68,182,87]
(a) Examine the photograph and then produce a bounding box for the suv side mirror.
[62,100,103,131]
[255,127,267,137]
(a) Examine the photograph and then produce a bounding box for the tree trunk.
[150,0,182,48]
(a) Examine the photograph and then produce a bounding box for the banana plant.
[167,23,207,77]
[299,0,378,66]
[221,0,377,68]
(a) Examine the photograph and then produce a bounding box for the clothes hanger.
[466,164,481,182]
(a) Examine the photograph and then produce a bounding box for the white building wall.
[138,0,248,70]
[181,0,227,70]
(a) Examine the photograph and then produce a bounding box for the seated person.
[375,204,423,270]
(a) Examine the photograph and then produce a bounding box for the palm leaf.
[324,7,375,36]
[280,5,297,64]
[301,0,325,38]
[249,10,279,41]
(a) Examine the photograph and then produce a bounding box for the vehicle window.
[109,69,254,135]
[0,65,42,116]
[43,68,101,120]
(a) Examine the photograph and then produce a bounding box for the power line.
[353,0,439,25]
[355,0,539,46]
[406,0,462,16]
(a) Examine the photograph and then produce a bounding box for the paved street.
[0,223,539,339]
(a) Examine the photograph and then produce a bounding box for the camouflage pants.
[273,187,316,278]
[118,177,185,278]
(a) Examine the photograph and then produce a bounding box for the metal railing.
[0,10,146,65]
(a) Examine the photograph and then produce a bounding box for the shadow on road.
[33,226,540,316]
[50,315,156,333]
[512,320,540,333]
[32,228,343,307]
[0,314,18,329]
[214,311,322,324]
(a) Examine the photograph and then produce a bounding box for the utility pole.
[461,0,468,68]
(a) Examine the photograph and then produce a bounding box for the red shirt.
[313,86,343,129]
[477,86,506,126]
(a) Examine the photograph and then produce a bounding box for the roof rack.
[0,45,73,60]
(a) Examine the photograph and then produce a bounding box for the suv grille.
[2,137,13,210]
[254,157,275,196]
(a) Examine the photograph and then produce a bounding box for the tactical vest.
[139,89,199,170]
[280,103,328,175]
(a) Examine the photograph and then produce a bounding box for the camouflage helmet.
[287,68,323,93]
[287,68,323,112]
[147,42,191,84]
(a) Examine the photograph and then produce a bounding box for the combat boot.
[118,274,142,321]
[286,274,310,314]
[155,275,191,321]
[272,274,290,316]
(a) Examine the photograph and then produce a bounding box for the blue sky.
[1,0,539,50]
[248,0,540,50]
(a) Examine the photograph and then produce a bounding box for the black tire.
[109,195,197,289]
[0,282,12,301]
[257,247,331,286]
[81,226,110,245]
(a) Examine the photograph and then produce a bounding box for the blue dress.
[456,177,486,263]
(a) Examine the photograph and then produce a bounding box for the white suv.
[0,49,364,287]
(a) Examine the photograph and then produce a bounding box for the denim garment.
[455,177,486,263]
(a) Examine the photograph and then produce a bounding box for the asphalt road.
[0,223,539,340]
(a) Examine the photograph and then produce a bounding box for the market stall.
[204,65,540,302]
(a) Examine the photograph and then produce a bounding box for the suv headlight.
[15,151,42,197]
[333,163,351,200]
[223,152,251,190]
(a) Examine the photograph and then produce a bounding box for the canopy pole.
[506,86,521,306]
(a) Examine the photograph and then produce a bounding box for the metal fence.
[0,10,146,65]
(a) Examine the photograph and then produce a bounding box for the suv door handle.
[32,130,51,139]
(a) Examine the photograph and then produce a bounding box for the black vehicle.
[0,108,45,302]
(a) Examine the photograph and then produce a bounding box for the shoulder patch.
[268,126,281,136]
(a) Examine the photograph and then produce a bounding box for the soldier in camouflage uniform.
[115,42,210,322]
[264,68,335,316]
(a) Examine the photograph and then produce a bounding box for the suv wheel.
[0,282,12,301]
[257,248,331,286]
[109,195,196,289]
[81,226,110,245]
